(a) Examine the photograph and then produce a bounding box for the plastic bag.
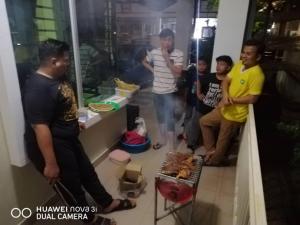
[124,131,146,145]
[135,117,147,137]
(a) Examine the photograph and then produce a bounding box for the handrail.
[248,105,267,225]
[233,104,267,225]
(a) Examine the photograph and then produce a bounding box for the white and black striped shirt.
[148,48,183,94]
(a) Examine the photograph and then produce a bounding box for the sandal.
[202,161,220,167]
[202,160,230,167]
[153,143,163,150]
[91,216,116,225]
[177,134,187,141]
[107,199,136,213]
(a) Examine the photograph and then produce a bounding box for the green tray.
[88,101,120,112]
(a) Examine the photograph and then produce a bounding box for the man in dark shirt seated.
[23,39,135,225]
[196,55,233,149]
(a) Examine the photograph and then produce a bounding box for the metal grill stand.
[154,156,203,225]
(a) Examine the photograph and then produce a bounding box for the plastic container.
[108,149,131,165]
[115,87,139,99]
[157,180,193,204]
[120,137,151,154]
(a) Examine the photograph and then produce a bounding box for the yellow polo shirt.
[221,61,265,122]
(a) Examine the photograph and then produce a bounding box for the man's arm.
[32,124,59,184]
[221,76,232,105]
[166,62,183,77]
[229,71,264,105]
[142,58,154,73]
[197,79,205,100]
[162,48,182,77]
[222,76,231,99]
[229,95,260,104]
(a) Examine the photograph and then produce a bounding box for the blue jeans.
[153,93,175,131]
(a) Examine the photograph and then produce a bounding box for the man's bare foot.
[204,151,215,163]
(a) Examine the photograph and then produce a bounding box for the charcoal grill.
[154,154,203,225]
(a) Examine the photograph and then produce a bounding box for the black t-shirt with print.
[23,73,79,145]
[197,73,222,114]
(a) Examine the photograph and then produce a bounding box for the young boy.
[184,55,233,151]
[197,55,233,115]
[183,57,208,150]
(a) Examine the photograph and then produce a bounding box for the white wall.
[79,108,127,162]
[211,0,250,71]
[0,0,27,167]
[0,109,54,225]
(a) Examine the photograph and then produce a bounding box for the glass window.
[191,0,218,65]
[285,20,300,37]
[76,0,116,106]
[76,0,195,105]
[5,0,77,95]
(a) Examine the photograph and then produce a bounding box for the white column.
[69,0,84,107]
[211,0,250,72]
[0,0,28,166]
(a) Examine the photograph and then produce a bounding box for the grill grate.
[154,154,204,225]
[157,155,204,185]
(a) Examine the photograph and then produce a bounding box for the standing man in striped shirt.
[143,28,184,150]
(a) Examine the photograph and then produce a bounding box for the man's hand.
[44,163,60,185]
[198,93,205,101]
[217,95,234,108]
[161,48,170,62]
[79,122,86,132]
[228,97,235,105]
[161,48,182,77]
[221,94,231,106]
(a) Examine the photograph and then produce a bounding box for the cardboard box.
[120,178,147,198]
[125,163,142,183]
[119,172,144,191]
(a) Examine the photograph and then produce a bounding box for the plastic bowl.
[157,180,193,204]
[120,137,151,154]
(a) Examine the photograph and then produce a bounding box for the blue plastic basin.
[120,137,151,154]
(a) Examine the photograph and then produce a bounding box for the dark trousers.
[184,105,203,147]
[26,137,113,222]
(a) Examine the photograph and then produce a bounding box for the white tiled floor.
[32,89,236,225]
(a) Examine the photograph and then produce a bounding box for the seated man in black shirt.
[23,39,135,225]
[196,55,233,146]
[197,55,233,114]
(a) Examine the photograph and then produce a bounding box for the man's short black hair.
[243,39,265,56]
[216,55,233,67]
[159,28,175,39]
[197,56,208,64]
[39,39,69,63]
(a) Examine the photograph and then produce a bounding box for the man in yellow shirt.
[200,40,265,166]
